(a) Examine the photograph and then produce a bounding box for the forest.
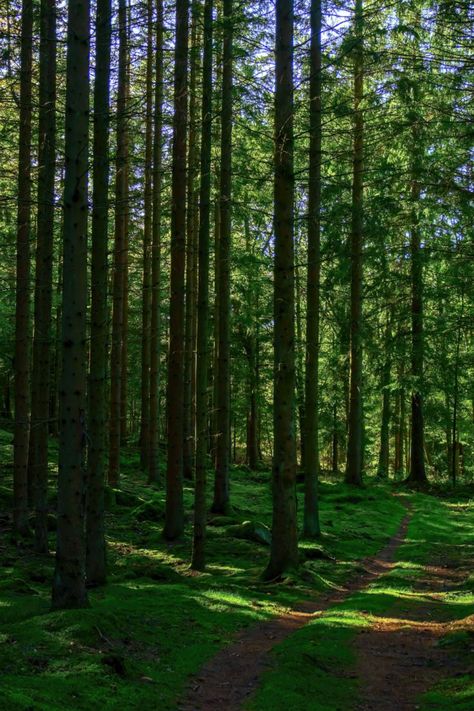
[0,0,473,707]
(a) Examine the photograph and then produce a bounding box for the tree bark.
[108,0,129,487]
[304,0,322,537]
[264,0,298,580]
[163,0,189,539]
[377,316,391,479]
[52,0,90,610]
[345,0,364,486]
[86,0,111,586]
[213,0,233,514]
[148,0,164,484]
[13,0,33,538]
[139,0,154,471]
[183,1,201,482]
[407,91,427,485]
[191,0,213,571]
[29,0,57,553]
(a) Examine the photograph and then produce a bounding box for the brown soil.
[179,509,412,711]
[354,559,474,711]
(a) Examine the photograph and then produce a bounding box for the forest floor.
[0,428,473,710]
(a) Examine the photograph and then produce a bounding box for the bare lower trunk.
[108,0,129,487]
[86,0,111,586]
[52,0,90,610]
[30,0,57,553]
[148,0,164,484]
[213,0,233,514]
[13,0,33,538]
[345,0,364,487]
[303,0,322,537]
[191,0,213,571]
[164,0,189,540]
[264,0,298,580]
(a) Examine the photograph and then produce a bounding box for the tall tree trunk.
[294,238,305,471]
[212,198,220,464]
[29,0,57,553]
[451,312,462,487]
[264,0,298,580]
[377,315,392,479]
[345,0,364,486]
[303,0,322,537]
[108,0,129,487]
[332,403,339,473]
[139,0,154,471]
[148,0,164,483]
[183,2,200,482]
[243,217,260,471]
[407,92,427,485]
[163,0,189,540]
[13,0,33,538]
[191,0,213,571]
[212,0,233,514]
[86,0,111,586]
[52,0,90,610]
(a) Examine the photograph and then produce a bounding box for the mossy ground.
[249,491,474,710]
[0,428,471,709]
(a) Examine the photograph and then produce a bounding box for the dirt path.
[179,509,412,711]
[354,559,474,710]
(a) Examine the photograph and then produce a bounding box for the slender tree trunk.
[264,0,298,580]
[408,107,427,485]
[191,0,213,571]
[377,326,391,480]
[451,317,462,486]
[52,0,90,610]
[29,0,57,553]
[294,240,305,471]
[183,2,200,481]
[86,0,111,586]
[243,216,260,470]
[303,0,322,537]
[139,0,154,471]
[212,198,220,464]
[213,0,233,514]
[332,404,338,474]
[163,0,189,540]
[148,0,164,483]
[345,0,364,486]
[13,0,33,538]
[109,0,129,486]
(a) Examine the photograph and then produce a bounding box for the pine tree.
[191,0,213,571]
[213,0,233,514]
[52,0,90,610]
[86,0,112,586]
[13,0,33,538]
[345,0,365,487]
[164,0,189,540]
[264,0,298,580]
[29,0,57,553]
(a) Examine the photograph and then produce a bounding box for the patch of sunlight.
[311,573,346,591]
[0,600,12,607]
[392,561,424,571]
[364,587,427,602]
[442,592,474,605]
[313,610,369,629]
[195,589,276,617]
[206,563,244,575]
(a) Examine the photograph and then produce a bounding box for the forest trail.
[179,505,413,711]
[354,533,474,710]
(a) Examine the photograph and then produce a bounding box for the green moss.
[249,491,474,710]
[0,429,472,710]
